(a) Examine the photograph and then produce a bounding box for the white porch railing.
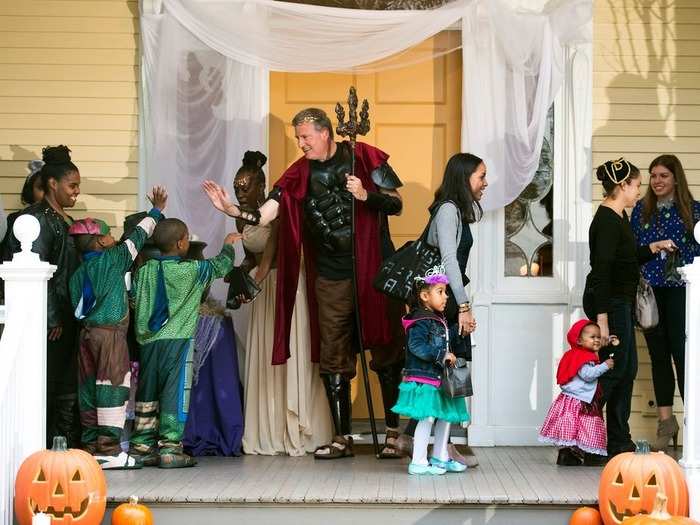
[679,221,700,520]
[0,215,56,525]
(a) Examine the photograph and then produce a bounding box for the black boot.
[321,373,352,436]
[316,374,353,459]
[53,393,81,448]
[556,447,582,466]
[375,363,403,429]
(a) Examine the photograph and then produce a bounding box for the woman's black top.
[585,205,653,315]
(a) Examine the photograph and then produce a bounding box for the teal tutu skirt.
[391,381,470,424]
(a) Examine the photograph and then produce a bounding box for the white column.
[679,221,700,520]
[0,215,56,525]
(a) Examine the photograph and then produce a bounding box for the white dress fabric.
[241,224,333,456]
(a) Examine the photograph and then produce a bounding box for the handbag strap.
[423,200,462,248]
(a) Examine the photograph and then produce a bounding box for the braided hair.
[38,145,79,193]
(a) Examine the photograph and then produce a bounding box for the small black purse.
[226,267,262,310]
[441,357,472,399]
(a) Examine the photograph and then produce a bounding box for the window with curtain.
[504,105,554,278]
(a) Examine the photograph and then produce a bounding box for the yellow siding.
[0,0,140,236]
[592,0,700,442]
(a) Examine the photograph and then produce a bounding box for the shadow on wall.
[594,0,677,167]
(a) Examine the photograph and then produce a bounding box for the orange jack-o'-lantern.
[14,436,107,525]
[599,441,688,525]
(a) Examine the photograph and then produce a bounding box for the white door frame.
[468,41,594,446]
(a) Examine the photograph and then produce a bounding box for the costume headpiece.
[68,217,111,237]
[414,264,449,285]
[603,158,632,184]
[27,160,44,178]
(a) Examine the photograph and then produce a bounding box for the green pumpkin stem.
[635,440,651,454]
[129,495,139,505]
[51,436,68,452]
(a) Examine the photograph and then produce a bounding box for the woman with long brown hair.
[630,154,700,451]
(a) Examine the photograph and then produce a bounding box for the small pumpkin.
[111,495,153,525]
[624,493,699,525]
[598,441,689,525]
[570,506,603,525]
[14,436,107,525]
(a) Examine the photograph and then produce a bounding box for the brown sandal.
[314,436,354,460]
[378,429,403,459]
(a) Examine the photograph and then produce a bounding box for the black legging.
[643,286,686,406]
[598,298,638,453]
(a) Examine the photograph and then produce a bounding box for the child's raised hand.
[224,232,244,245]
[147,185,168,211]
[444,352,457,367]
[604,358,615,369]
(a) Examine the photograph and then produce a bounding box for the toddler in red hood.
[539,319,614,466]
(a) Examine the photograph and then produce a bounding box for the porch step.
[102,447,603,524]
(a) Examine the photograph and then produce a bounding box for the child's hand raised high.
[147,185,168,211]
[223,232,244,245]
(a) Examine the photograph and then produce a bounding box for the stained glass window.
[504,106,554,277]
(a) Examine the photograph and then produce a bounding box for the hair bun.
[598,157,632,184]
[42,145,72,165]
[242,150,267,170]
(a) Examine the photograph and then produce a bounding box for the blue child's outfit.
[392,307,469,475]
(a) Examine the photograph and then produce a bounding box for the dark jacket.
[402,308,449,381]
[4,201,78,328]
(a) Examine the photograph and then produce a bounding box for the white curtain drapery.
[140,0,591,266]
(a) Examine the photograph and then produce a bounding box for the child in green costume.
[69,186,167,470]
[129,218,240,468]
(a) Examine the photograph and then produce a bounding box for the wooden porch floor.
[104,446,603,506]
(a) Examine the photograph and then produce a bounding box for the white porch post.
[0,215,56,525]
[679,221,700,520]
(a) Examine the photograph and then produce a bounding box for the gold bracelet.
[458,302,471,313]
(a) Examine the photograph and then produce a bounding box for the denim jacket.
[402,308,449,381]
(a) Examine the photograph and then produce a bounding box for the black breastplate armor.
[304,143,353,253]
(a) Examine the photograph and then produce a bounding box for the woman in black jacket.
[5,145,82,447]
[583,158,675,459]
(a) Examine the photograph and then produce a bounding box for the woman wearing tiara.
[232,151,332,456]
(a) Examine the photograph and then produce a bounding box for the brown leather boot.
[652,415,679,452]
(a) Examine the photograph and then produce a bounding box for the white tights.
[412,417,451,465]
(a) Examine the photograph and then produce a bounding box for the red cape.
[271,141,392,365]
[556,319,601,385]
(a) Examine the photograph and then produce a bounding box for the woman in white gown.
[232,151,332,456]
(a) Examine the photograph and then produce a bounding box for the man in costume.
[203,107,405,459]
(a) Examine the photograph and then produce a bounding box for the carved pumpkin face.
[599,442,688,525]
[14,437,107,525]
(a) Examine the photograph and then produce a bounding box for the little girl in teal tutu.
[392,265,470,475]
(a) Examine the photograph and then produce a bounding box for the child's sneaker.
[159,451,197,469]
[408,463,446,475]
[128,447,160,467]
[430,457,467,473]
[95,451,142,470]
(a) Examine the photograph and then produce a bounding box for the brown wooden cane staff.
[335,87,380,457]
